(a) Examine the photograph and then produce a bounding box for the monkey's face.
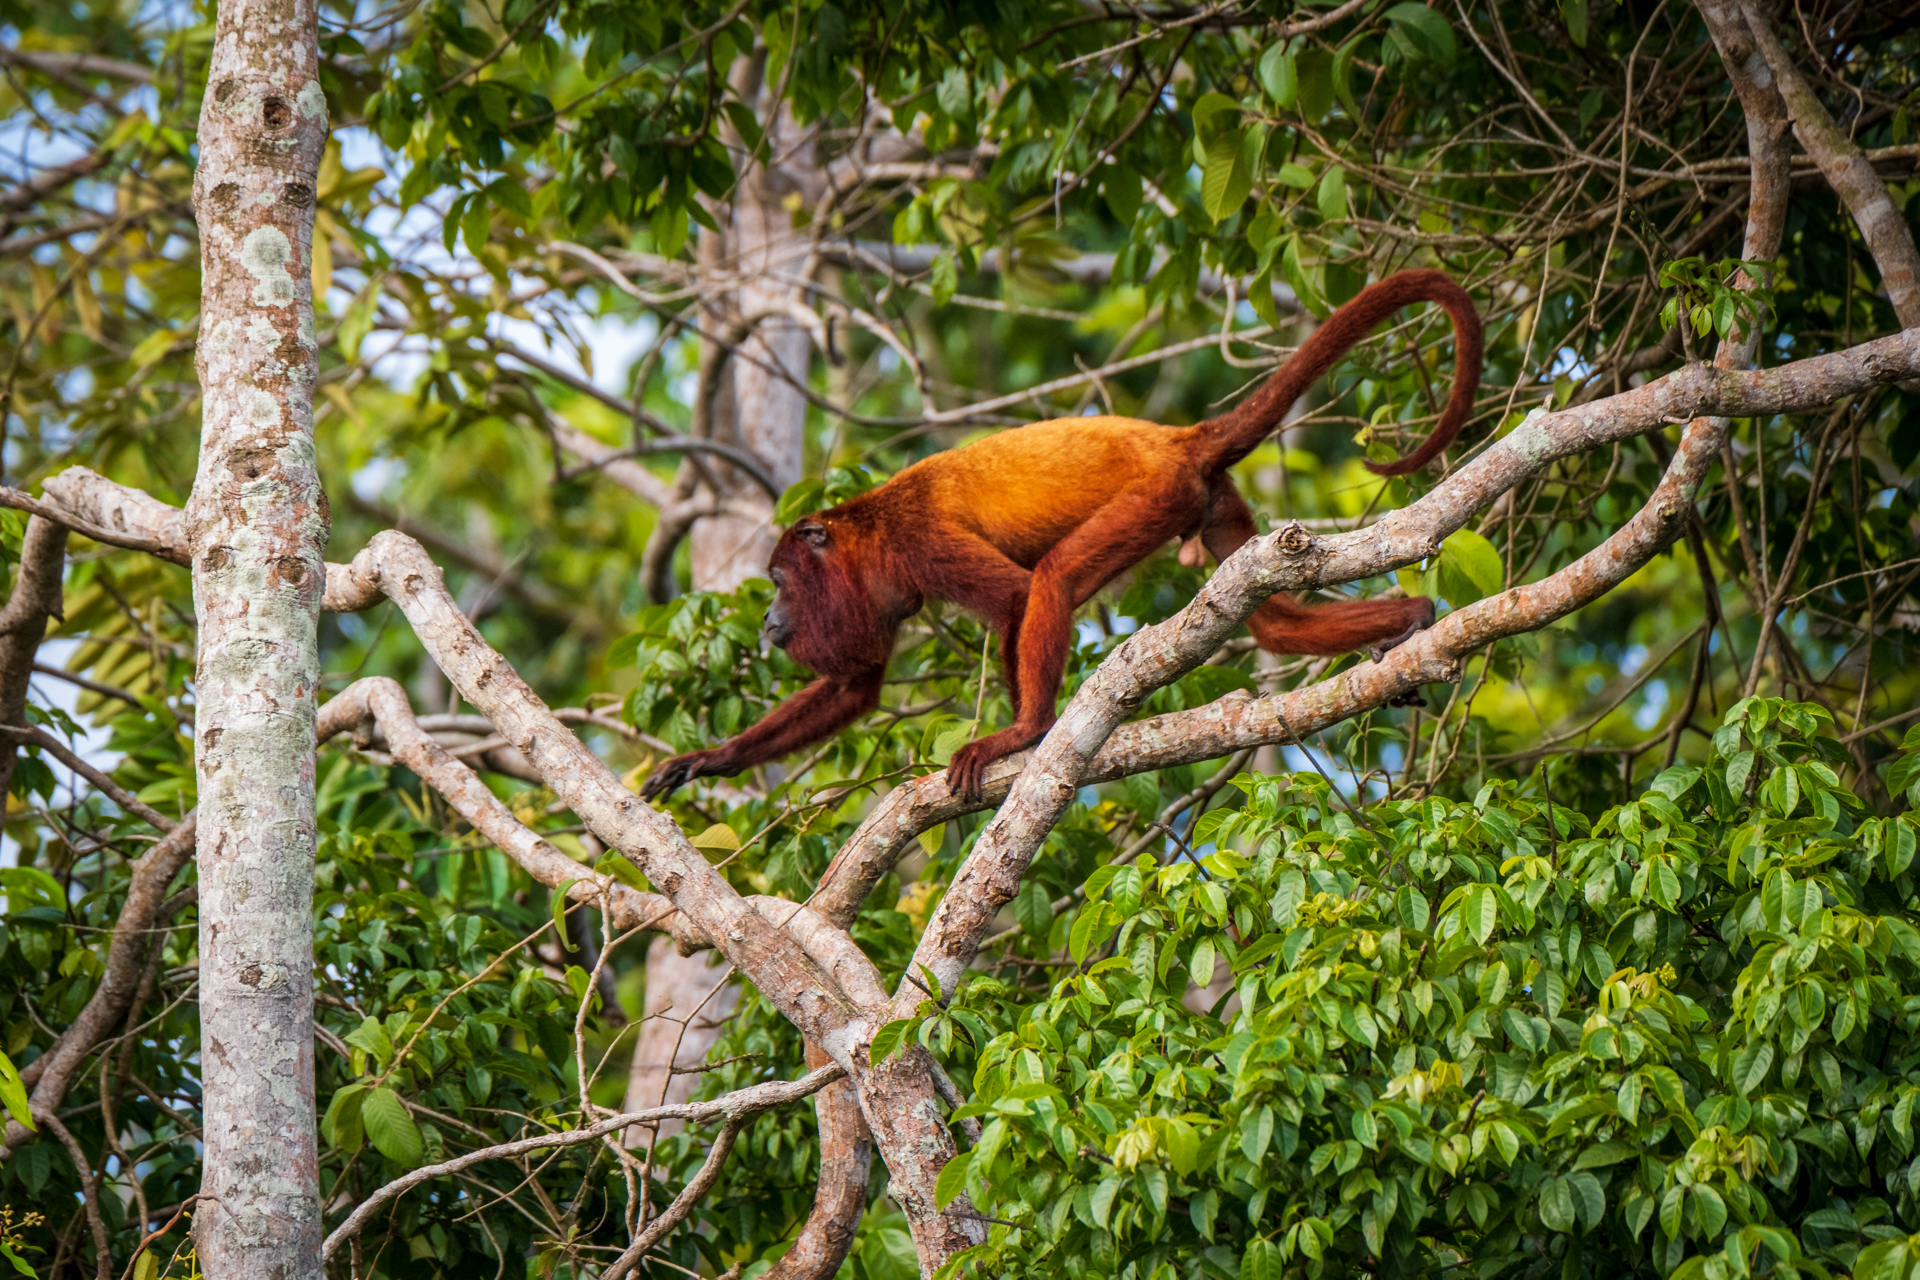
[764,517,891,676]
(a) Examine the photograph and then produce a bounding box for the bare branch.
[0,724,177,831]
[2,816,194,1156]
[0,47,152,83]
[320,1064,844,1261]
[1737,0,1920,328]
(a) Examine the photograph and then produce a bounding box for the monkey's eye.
[769,567,786,588]
[796,521,829,549]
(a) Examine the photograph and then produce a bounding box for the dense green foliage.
[914,702,1920,1280]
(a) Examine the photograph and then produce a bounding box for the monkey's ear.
[796,520,829,549]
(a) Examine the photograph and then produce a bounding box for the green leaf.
[1297,48,1334,123]
[1385,3,1458,63]
[1248,263,1283,329]
[0,1050,30,1132]
[1014,879,1054,937]
[1241,1104,1274,1162]
[362,1087,424,1166]
[1241,1238,1281,1280]
[651,201,688,260]
[485,176,532,220]
[689,823,741,853]
[1465,884,1497,944]
[934,1150,972,1208]
[1190,936,1217,986]
[869,1018,917,1065]
[1201,128,1253,224]
[1316,166,1348,222]
[917,823,946,857]
[1258,44,1298,108]
[1070,904,1111,964]
[1575,1140,1637,1170]
[336,285,379,361]
[1275,162,1316,189]
[1329,36,1362,120]
[593,852,648,891]
[1190,91,1241,136]
[930,250,959,306]
[1568,1171,1606,1229]
[323,1084,367,1153]
[1558,0,1589,45]
[1539,1175,1575,1232]
[1166,1117,1199,1174]
[345,1014,394,1066]
[932,720,978,766]
[775,477,826,524]
[1438,530,1505,605]
[721,100,764,154]
[130,327,178,369]
[1102,165,1142,225]
[1731,1042,1774,1095]
[552,879,578,950]
[461,196,491,258]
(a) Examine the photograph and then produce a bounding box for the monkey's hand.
[639,750,730,802]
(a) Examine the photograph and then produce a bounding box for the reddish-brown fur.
[641,269,1482,800]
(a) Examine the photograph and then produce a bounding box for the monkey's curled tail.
[1195,268,1483,477]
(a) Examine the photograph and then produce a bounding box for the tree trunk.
[622,934,739,1144]
[625,59,862,1272]
[627,60,820,1128]
[185,0,329,1275]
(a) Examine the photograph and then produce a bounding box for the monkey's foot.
[945,723,1051,798]
[1368,598,1439,664]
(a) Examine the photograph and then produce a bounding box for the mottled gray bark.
[184,0,330,1274]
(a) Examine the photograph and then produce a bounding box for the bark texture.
[185,0,330,1273]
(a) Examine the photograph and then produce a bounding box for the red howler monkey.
[641,268,1481,801]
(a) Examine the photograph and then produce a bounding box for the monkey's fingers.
[639,755,700,801]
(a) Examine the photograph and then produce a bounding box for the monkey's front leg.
[641,669,884,801]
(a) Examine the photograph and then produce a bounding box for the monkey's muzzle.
[760,611,793,651]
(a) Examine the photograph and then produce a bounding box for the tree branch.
[1737,0,1920,328]
[3,816,198,1154]
[319,1064,843,1261]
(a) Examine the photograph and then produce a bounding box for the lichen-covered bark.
[184,0,329,1274]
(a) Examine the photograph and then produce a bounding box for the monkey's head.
[763,515,897,676]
